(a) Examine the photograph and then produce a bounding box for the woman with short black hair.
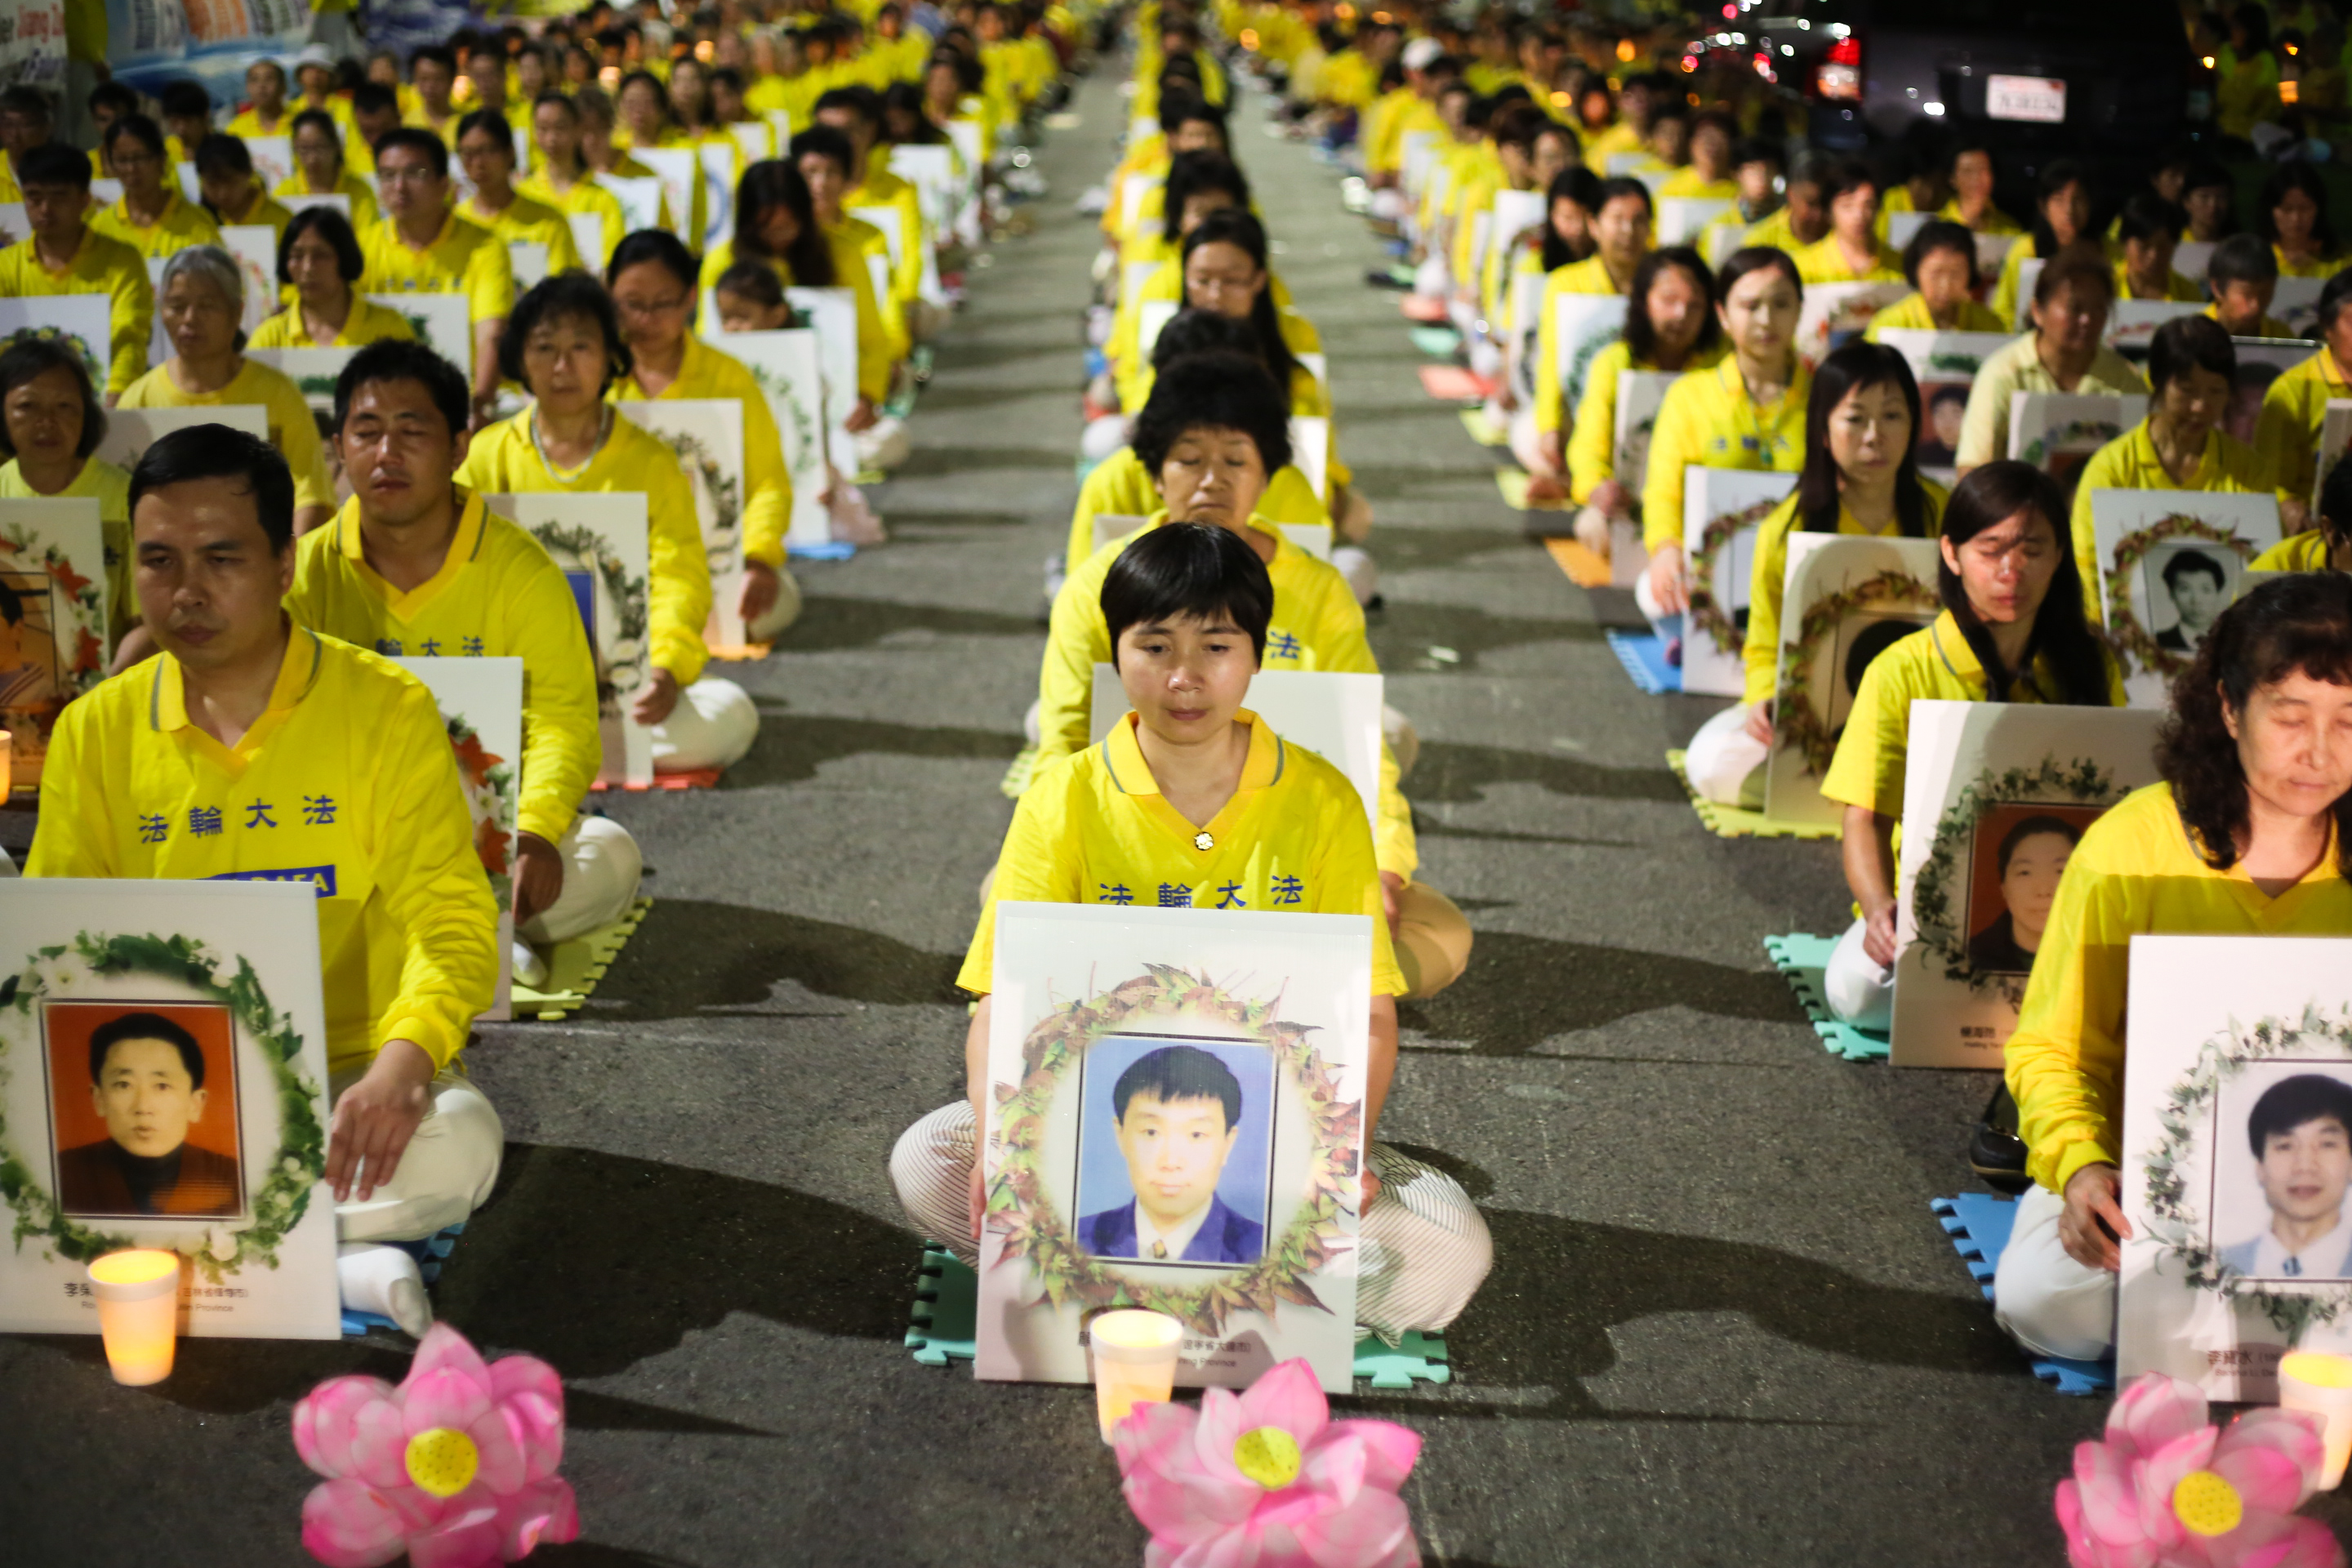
[0,338,138,653]
[251,207,418,349]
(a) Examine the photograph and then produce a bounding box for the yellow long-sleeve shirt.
[116,359,336,514]
[847,164,928,312]
[286,489,601,847]
[1564,338,1727,505]
[1067,447,1329,572]
[2255,345,2350,501]
[0,229,154,395]
[454,411,711,687]
[459,190,584,276]
[27,626,498,1076]
[1040,514,1416,880]
[2068,419,2279,602]
[514,172,629,266]
[698,234,894,405]
[611,332,795,569]
[1862,292,2008,339]
[2007,782,2352,1194]
[1740,484,1950,706]
[247,296,418,349]
[361,211,516,330]
[90,190,222,259]
[1638,355,1813,553]
[1792,234,1904,285]
[1533,255,1637,438]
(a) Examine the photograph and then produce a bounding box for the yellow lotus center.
[1232,1426,1303,1490]
[2172,1470,2243,1538]
[404,1428,479,1499]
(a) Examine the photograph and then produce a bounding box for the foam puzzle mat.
[1667,751,1841,841]
[510,897,655,1022]
[1604,629,1678,694]
[1931,1194,2114,1396]
[1762,933,1891,1062]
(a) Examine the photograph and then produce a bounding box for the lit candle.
[1089,1309,1183,1444]
[88,1250,182,1386]
[2279,1352,2352,1489]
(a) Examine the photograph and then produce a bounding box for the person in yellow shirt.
[116,247,336,538]
[2216,10,2285,140]
[1993,572,2352,1362]
[2109,194,2202,303]
[1937,140,2025,243]
[2256,270,2352,501]
[1529,175,1654,461]
[519,92,630,270]
[2252,460,2352,572]
[461,38,519,133]
[362,129,516,423]
[455,109,585,278]
[2261,159,2345,279]
[1819,461,2124,1035]
[1992,160,2112,329]
[455,274,755,775]
[1792,160,1904,286]
[1638,247,1810,643]
[1579,72,1655,170]
[31,423,501,1339]
[252,207,419,350]
[1655,108,1736,202]
[193,135,295,247]
[278,109,381,233]
[0,145,154,397]
[288,339,643,970]
[815,86,935,341]
[1864,219,2007,338]
[1955,255,2147,471]
[792,124,911,385]
[156,82,212,174]
[405,45,464,149]
[2069,316,2283,600]
[606,229,802,639]
[225,57,295,140]
[2205,232,2296,339]
[345,84,404,179]
[0,336,136,650]
[91,116,222,261]
[292,42,358,134]
[888,520,1491,1338]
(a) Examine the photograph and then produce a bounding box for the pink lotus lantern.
[291,1324,579,1568]
[2055,1372,2345,1568]
[1111,1357,1424,1568]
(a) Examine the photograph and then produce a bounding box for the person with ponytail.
[1995,573,2352,1364]
[1816,461,2124,1035]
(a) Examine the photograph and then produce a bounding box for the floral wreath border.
[0,932,326,1281]
[2019,417,2128,470]
[0,326,104,398]
[528,523,651,702]
[1774,565,1940,777]
[446,712,517,916]
[0,523,109,693]
[986,965,1359,1338]
[2104,514,2259,681]
[653,427,745,574]
[1685,497,1785,651]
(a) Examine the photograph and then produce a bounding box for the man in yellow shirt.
[815,86,934,341]
[92,116,223,261]
[287,341,643,966]
[29,424,501,1338]
[158,82,212,173]
[404,45,465,149]
[194,136,295,247]
[0,146,152,398]
[225,58,295,140]
[347,84,403,177]
[362,129,516,422]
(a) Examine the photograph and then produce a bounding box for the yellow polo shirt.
[274,170,381,232]
[215,185,296,247]
[610,332,796,569]
[225,108,295,140]
[2275,243,2347,281]
[27,626,498,1076]
[514,172,628,265]
[116,358,335,513]
[1657,169,1738,202]
[453,411,710,687]
[2007,782,2352,1194]
[1936,198,2025,238]
[460,190,584,276]
[0,228,154,394]
[1792,234,1904,285]
[962,709,1408,996]
[1564,338,1728,503]
[360,211,516,329]
[287,488,601,845]
[1068,448,1327,572]
[1738,206,1807,259]
[247,296,418,349]
[1740,484,1951,706]
[0,456,135,644]
[1533,253,1637,438]
[2252,530,2340,571]
[2255,345,2350,500]
[1639,355,1813,552]
[1991,237,2124,329]
[847,164,928,309]
[89,189,222,259]
[2113,260,2204,303]
[1953,332,2149,470]
[2068,418,2278,600]
[1863,292,2009,339]
[698,234,894,405]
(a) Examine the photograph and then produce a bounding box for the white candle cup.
[1089,1309,1183,1444]
[2280,1352,2352,1490]
[88,1250,183,1387]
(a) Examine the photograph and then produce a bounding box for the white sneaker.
[338,1243,433,1337]
[511,939,550,990]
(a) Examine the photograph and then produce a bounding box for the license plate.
[1986,74,2066,122]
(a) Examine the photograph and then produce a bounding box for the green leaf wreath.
[528,522,651,706]
[1774,566,1940,777]
[987,965,1360,1338]
[1561,325,1622,410]
[2018,417,2127,470]
[650,426,745,573]
[2140,1004,2352,1344]
[1,325,103,393]
[0,520,108,692]
[0,933,325,1282]
[2103,514,2260,680]
[1685,496,1786,650]
[1908,754,2121,1002]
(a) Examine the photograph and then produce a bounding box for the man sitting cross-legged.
[284,340,643,985]
[29,425,501,1335]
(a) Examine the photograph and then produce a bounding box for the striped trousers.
[889,1102,1493,1339]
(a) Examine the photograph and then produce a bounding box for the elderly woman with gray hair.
[116,244,336,537]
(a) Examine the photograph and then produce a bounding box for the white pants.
[1331,544,1378,606]
[653,676,759,772]
[1383,706,1419,781]
[852,414,911,472]
[1993,1183,2117,1361]
[1824,916,1894,1031]
[520,816,642,946]
[332,1069,504,1245]
[1080,412,1131,464]
[746,564,804,642]
[1685,703,1768,808]
[1633,565,1682,648]
[889,1102,1493,1336]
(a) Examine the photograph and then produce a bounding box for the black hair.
[789,123,857,176]
[2259,161,2336,255]
[1541,166,1603,272]
[1101,523,1274,669]
[1824,157,1880,207]
[2209,230,2281,288]
[0,336,104,460]
[1132,350,1294,483]
[1622,246,1719,365]
[1995,813,2081,877]
[1797,342,1931,537]
[1903,217,1978,291]
[499,273,633,391]
[87,81,140,118]
[1160,94,1226,144]
[2247,1074,2352,1156]
[1162,150,1252,238]
[878,82,947,145]
[1716,243,1803,305]
[351,82,399,120]
[2147,314,2235,394]
[1594,173,1653,217]
[713,259,791,315]
[2320,453,2352,554]
[1149,305,1264,374]
[193,131,254,182]
[2163,546,2230,592]
[1733,134,1783,171]
[277,205,365,287]
[104,113,167,162]
[373,127,452,180]
[87,1011,205,1090]
[1843,617,1918,693]
[813,84,882,125]
[289,107,343,152]
[2319,270,2352,336]
[2181,158,2237,236]
[735,158,834,284]
[333,339,471,439]
[16,143,89,192]
[1936,461,2114,706]
[533,87,580,120]
[129,425,296,555]
[606,227,697,292]
[457,107,517,154]
[158,81,213,119]
[2029,158,2091,260]
[1179,209,1297,396]
[0,576,20,626]
[2117,192,2187,247]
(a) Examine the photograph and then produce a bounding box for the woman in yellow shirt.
[90,115,221,261]
[277,109,381,233]
[519,91,630,267]
[2113,193,2203,302]
[193,136,295,247]
[2254,270,2352,500]
[1936,140,2025,242]
[1791,160,1903,286]
[1991,158,2108,328]
[1530,175,1654,458]
[249,207,419,350]
[1994,573,2352,1361]
[2261,161,2345,279]
[0,337,136,651]
[1817,461,2123,1034]
[455,109,584,277]
[1864,219,2007,338]
[616,69,688,153]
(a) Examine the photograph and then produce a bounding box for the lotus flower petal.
[2221,1409,2328,1499]
[494,1477,581,1560]
[2140,1427,2222,1545]
[2111,1374,2209,1460]
[1293,1487,1417,1568]
[403,1365,495,1441]
[464,1405,527,1498]
[2074,1441,2148,1548]
[502,1389,566,1483]
[2235,1514,2350,1568]
[1316,1419,1420,1495]
[1191,1387,1251,1487]
[403,1490,503,1568]
[2212,1443,2315,1518]
[1233,1359,1330,1450]
[296,1377,399,1480]
[301,1478,411,1568]
[487,1354,564,1419]
[403,1324,494,1399]
[348,1396,414,1493]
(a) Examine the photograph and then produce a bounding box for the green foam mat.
[510,896,653,1022]
[1666,751,1840,841]
[1000,745,1039,800]
[1763,933,1890,1062]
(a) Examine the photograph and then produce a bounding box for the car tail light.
[1815,35,1861,100]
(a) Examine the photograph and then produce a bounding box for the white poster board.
[784,286,859,466]
[280,193,350,221]
[1656,195,1731,246]
[506,240,550,291]
[717,327,832,551]
[1889,702,2167,1068]
[889,144,959,241]
[243,347,354,413]
[697,140,737,252]
[1088,668,1383,831]
[1877,329,2016,477]
[0,203,23,247]
[243,136,293,191]
[1287,415,1329,504]
[630,146,700,243]
[2319,399,2352,504]
[479,492,654,789]
[1886,209,1931,251]
[977,902,1370,1394]
[0,296,114,397]
[366,292,470,368]
[2174,240,2217,282]
[2088,488,2282,707]
[392,657,523,1019]
[2118,936,2352,1402]
[1550,293,1628,415]
[615,398,747,648]
[728,119,773,164]
[216,225,278,335]
[597,174,664,237]
[2010,391,2149,505]
[1795,281,1909,367]
[851,202,905,271]
[0,497,110,788]
[2011,258,2044,330]
[92,405,268,470]
[566,213,604,270]
[0,879,339,1340]
[2105,299,2206,353]
[1490,189,1545,257]
[1610,367,1677,510]
[2274,276,2327,338]
[1136,298,1179,364]
[1679,466,1798,697]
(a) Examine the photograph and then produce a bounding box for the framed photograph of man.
[2224,341,2318,447]
[2088,488,2281,707]
[0,497,112,790]
[1678,466,1797,697]
[0,879,338,1339]
[1877,330,2019,483]
[977,902,1374,1393]
[2010,391,2148,506]
[2118,936,2352,1401]
[394,657,523,1018]
[1890,702,2165,1068]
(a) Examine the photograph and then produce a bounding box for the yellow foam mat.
[1542,536,1613,589]
[1666,751,1839,841]
[1000,746,1039,800]
[1495,468,1573,513]
[1459,406,1508,447]
[510,897,655,1021]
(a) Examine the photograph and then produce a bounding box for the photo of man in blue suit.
[1079,1045,1265,1267]
[2220,1074,2352,1281]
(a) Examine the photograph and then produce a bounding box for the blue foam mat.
[1604,628,1679,694]
[1762,935,1891,1062]
[786,541,858,561]
[1931,1194,2114,1396]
